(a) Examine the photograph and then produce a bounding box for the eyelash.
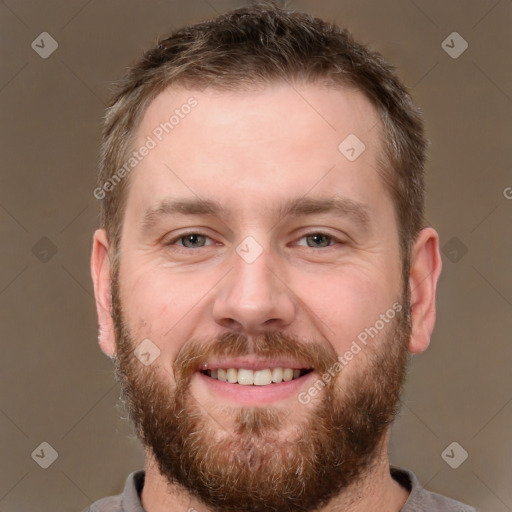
[164,231,345,251]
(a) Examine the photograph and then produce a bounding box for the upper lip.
[198,356,313,372]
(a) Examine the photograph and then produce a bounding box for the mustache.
[173,331,340,384]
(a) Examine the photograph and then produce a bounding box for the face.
[109,83,411,512]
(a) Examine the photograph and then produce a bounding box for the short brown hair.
[97,1,427,279]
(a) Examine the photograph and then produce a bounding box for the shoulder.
[82,470,146,512]
[391,466,480,512]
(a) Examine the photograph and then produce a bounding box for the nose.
[212,245,296,335]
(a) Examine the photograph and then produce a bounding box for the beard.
[110,272,411,512]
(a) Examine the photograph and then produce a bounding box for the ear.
[90,228,116,357]
[408,227,442,354]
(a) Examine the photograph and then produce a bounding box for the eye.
[295,232,340,248]
[167,232,216,249]
[164,231,344,251]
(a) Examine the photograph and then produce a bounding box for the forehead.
[125,82,388,223]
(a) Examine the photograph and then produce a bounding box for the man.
[88,2,477,511]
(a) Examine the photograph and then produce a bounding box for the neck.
[140,430,410,512]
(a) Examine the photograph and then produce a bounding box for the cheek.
[295,266,399,352]
[118,265,204,344]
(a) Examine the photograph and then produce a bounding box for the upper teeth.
[205,368,303,386]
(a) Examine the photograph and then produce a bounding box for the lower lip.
[195,371,316,405]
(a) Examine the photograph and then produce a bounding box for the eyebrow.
[141,196,372,233]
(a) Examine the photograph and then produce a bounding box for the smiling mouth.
[200,367,313,386]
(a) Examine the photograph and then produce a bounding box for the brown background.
[1,1,511,511]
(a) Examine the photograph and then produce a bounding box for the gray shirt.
[84,466,479,511]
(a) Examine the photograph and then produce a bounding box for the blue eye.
[168,232,214,248]
[165,231,343,251]
[300,233,334,248]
